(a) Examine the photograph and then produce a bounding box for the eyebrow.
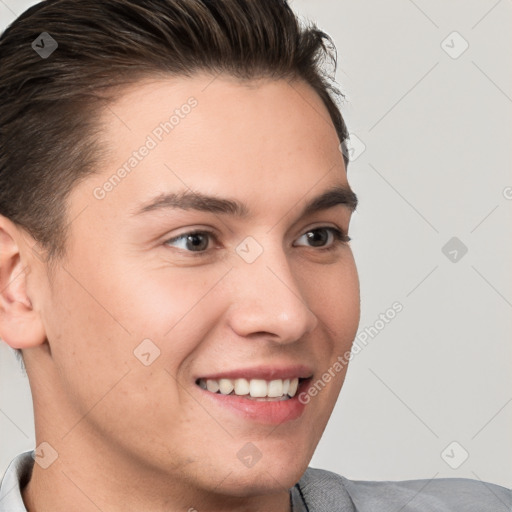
[131,185,358,219]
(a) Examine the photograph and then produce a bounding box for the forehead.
[70,74,349,222]
[99,73,342,162]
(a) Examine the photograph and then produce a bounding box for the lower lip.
[196,380,311,425]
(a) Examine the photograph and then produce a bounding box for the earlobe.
[0,215,47,349]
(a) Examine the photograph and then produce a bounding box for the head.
[0,0,359,506]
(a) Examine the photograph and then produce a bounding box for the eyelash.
[164,227,351,256]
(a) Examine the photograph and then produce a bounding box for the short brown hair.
[0,0,349,264]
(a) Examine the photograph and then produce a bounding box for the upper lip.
[196,364,314,382]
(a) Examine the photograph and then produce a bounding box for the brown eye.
[305,230,329,247]
[294,227,350,250]
[165,230,214,253]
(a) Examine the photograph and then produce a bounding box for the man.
[0,1,509,511]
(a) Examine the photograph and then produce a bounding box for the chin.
[212,451,311,497]
[218,469,306,498]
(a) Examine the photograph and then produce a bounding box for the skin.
[0,74,360,512]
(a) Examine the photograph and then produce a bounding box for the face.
[29,74,360,498]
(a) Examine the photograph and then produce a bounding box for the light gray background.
[1,0,511,489]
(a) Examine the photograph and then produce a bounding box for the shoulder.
[298,467,512,512]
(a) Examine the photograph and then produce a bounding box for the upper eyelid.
[167,223,346,239]
[165,225,348,249]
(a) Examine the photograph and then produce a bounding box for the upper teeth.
[198,377,299,398]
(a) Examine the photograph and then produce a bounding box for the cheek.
[43,268,132,383]
[302,252,360,341]
[40,259,225,434]
[122,264,228,335]
[333,262,360,341]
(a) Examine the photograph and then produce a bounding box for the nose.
[226,243,318,344]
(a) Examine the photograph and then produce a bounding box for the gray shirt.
[1,451,510,511]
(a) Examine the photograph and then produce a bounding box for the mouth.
[193,365,314,424]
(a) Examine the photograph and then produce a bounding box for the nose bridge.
[227,235,318,342]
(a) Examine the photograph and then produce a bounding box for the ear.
[0,215,47,349]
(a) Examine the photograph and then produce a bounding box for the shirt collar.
[0,450,33,512]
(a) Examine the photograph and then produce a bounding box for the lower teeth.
[217,391,290,401]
